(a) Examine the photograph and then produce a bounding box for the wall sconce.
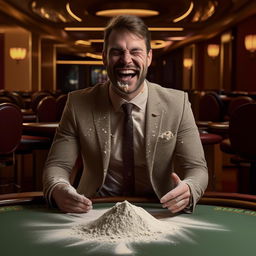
[207,44,219,59]
[244,34,256,53]
[9,47,27,62]
[183,58,193,69]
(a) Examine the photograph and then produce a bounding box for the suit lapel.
[145,82,165,173]
[92,83,111,173]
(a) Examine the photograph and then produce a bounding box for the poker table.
[0,192,256,256]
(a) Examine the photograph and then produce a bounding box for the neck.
[110,82,145,101]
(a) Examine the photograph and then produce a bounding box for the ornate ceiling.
[0,0,255,59]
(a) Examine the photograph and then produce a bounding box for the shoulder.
[69,83,106,98]
[147,81,188,103]
[67,83,108,105]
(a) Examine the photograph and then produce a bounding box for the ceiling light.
[75,40,91,46]
[173,1,194,23]
[96,9,159,17]
[66,3,82,22]
[167,36,187,41]
[151,40,168,49]
[89,39,104,43]
[85,53,103,59]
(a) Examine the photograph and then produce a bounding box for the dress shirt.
[98,82,155,197]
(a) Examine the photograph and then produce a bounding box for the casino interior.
[0,0,256,218]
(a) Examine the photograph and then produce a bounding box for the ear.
[102,50,107,66]
[147,49,153,67]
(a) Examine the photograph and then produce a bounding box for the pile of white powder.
[70,200,178,243]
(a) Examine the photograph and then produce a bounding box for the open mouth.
[116,69,137,82]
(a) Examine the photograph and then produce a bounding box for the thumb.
[171,172,181,187]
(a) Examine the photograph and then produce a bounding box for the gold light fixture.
[96,9,159,17]
[173,1,194,23]
[75,40,91,46]
[151,40,168,49]
[183,58,193,69]
[244,34,256,53]
[207,44,219,58]
[66,2,82,22]
[9,47,27,62]
[85,53,103,60]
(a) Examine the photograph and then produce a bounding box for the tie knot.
[122,103,133,115]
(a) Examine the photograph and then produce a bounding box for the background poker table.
[0,192,256,256]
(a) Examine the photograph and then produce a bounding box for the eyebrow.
[109,47,144,52]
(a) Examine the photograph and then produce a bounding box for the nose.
[121,51,132,64]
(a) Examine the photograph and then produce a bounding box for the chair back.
[227,96,254,118]
[229,103,256,160]
[31,91,51,112]
[0,103,23,155]
[56,94,67,121]
[199,92,224,122]
[37,96,57,122]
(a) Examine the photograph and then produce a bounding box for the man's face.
[103,29,152,98]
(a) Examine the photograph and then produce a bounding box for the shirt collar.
[109,81,148,112]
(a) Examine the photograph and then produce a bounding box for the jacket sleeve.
[174,92,208,212]
[42,93,79,205]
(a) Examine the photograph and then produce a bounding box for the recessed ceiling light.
[66,3,82,22]
[173,1,194,23]
[96,9,159,17]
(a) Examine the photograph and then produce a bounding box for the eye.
[130,49,143,56]
[110,49,122,56]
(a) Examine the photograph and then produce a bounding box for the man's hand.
[160,173,191,213]
[52,184,92,213]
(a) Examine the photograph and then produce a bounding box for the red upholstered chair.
[199,92,224,122]
[0,103,23,192]
[56,94,67,121]
[36,96,57,122]
[30,91,51,112]
[200,131,223,191]
[225,96,254,120]
[228,103,256,194]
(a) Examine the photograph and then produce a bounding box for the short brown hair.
[103,15,151,53]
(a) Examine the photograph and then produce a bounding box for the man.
[43,15,208,214]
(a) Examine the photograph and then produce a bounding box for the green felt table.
[0,192,256,256]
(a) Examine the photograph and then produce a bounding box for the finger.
[171,172,181,186]
[62,204,92,214]
[167,198,189,213]
[162,191,190,209]
[61,198,93,212]
[67,189,92,206]
[160,182,187,204]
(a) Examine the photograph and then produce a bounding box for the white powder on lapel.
[70,200,178,243]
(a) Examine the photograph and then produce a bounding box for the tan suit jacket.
[43,81,208,210]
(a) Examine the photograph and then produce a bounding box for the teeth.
[118,69,136,75]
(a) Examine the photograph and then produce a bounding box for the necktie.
[122,103,135,196]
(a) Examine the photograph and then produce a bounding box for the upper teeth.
[118,70,135,75]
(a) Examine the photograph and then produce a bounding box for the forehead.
[107,29,147,50]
